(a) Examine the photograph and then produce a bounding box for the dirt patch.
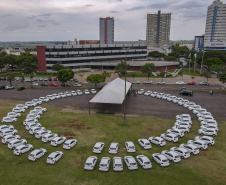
[50,123,67,128]
[75,157,84,165]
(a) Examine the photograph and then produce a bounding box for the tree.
[196,50,226,65]
[168,52,180,59]
[7,73,15,86]
[171,44,190,56]
[160,71,166,81]
[178,70,183,81]
[56,69,74,83]
[86,74,106,88]
[200,71,212,82]
[2,54,18,70]
[52,63,65,71]
[141,63,157,80]
[17,53,37,68]
[164,56,177,61]
[115,61,130,77]
[131,72,136,81]
[204,58,224,68]
[148,51,165,58]
[0,52,7,72]
[219,74,226,84]
[210,64,226,74]
[20,58,38,86]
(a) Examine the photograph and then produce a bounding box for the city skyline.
[0,0,225,42]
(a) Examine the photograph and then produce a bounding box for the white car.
[109,142,119,154]
[187,140,208,150]
[14,144,33,156]
[29,110,43,116]
[12,107,25,113]
[194,108,207,115]
[46,95,55,101]
[35,130,52,139]
[16,104,28,109]
[157,81,165,85]
[160,133,178,143]
[0,129,18,137]
[124,156,138,170]
[8,139,27,149]
[34,106,47,113]
[170,147,190,159]
[73,83,82,87]
[41,133,58,143]
[65,92,72,97]
[172,125,190,133]
[161,150,181,163]
[32,82,39,86]
[71,91,77,96]
[39,97,50,102]
[179,144,199,155]
[28,148,47,161]
[197,112,212,118]
[173,97,183,104]
[99,157,110,172]
[93,142,104,153]
[152,153,170,167]
[136,155,152,169]
[63,139,77,149]
[148,137,166,146]
[84,156,97,170]
[194,136,215,146]
[188,105,201,111]
[91,89,96,94]
[198,128,217,136]
[150,92,158,97]
[167,95,177,101]
[52,94,60,99]
[2,117,17,123]
[84,89,90,95]
[174,122,191,129]
[144,90,152,96]
[200,124,219,132]
[138,139,152,149]
[29,127,46,135]
[183,102,196,108]
[58,93,66,98]
[200,116,215,124]
[176,114,191,120]
[26,123,41,130]
[166,129,184,138]
[7,112,21,118]
[176,118,192,125]
[156,93,165,98]
[25,101,37,107]
[0,125,14,132]
[178,100,189,106]
[32,99,42,105]
[2,135,21,144]
[51,137,67,146]
[23,118,38,125]
[125,141,136,152]
[144,80,152,84]
[77,90,83,95]
[200,119,218,126]
[176,81,185,85]
[138,89,145,95]
[113,157,123,171]
[46,151,63,164]
[26,113,40,120]
[162,94,171,100]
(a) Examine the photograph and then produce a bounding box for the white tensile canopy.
[89,78,132,105]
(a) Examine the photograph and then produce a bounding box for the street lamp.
[200,49,205,74]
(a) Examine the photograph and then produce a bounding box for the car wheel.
[19,153,22,156]
[191,152,194,155]
[201,133,204,136]
[171,140,174,143]
[181,156,184,159]
[54,161,56,165]
[201,148,204,151]
[30,147,33,150]
[172,160,174,163]
[213,134,216,137]
[5,142,8,145]
[180,93,182,95]
[61,154,63,158]
[185,131,188,134]
[158,144,160,147]
[35,158,37,161]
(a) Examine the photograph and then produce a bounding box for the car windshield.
[161,140,164,142]
[130,163,136,165]
[100,164,107,167]
[94,147,100,149]
[195,148,199,151]
[144,162,150,164]
[162,160,168,162]
[64,143,69,145]
[145,143,150,145]
[185,152,189,154]
[115,164,121,167]
[85,163,91,166]
[29,154,34,157]
[47,157,53,160]
[175,156,180,158]
[129,146,134,149]
[110,148,116,150]
[15,149,19,151]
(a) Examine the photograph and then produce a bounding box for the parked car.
[14,144,33,156]
[160,133,178,143]
[34,106,47,113]
[172,125,190,133]
[109,142,119,154]
[137,89,144,95]
[2,117,17,123]
[138,139,152,149]
[70,91,77,96]
[73,83,81,87]
[136,155,152,169]
[187,140,208,150]
[125,141,136,152]
[51,137,67,147]
[99,157,110,172]
[124,156,138,170]
[199,81,209,85]
[41,83,48,86]
[150,92,159,97]
[25,101,37,107]
[176,114,191,120]
[180,90,193,96]
[63,139,77,149]
[12,107,25,113]
[170,147,190,159]
[0,85,6,90]
[48,78,52,81]
[148,136,166,147]
[113,157,123,171]
[44,78,48,81]
[157,81,165,85]
[41,133,58,143]
[8,139,27,149]
[28,148,47,161]
[132,81,140,84]
[176,81,185,85]
[0,129,18,137]
[84,156,98,170]
[77,90,82,95]
[152,153,170,167]
[49,83,57,87]
[187,81,196,85]
[161,150,181,163]
[93,142,104,153]
[84,89,90,95]
[91,89,96,94]
[32,82,39,86]
[166,129,184,138]
[144,80,152,84]
[0,125,14,132]
[35,130,52,139]
[46,151,63,164]
[144,90,152,96]
[194,136,215,146]
[2,135,21,144]
[5,86,14,90]
[17,87,26,91]
[198,128,217,136]
[53,78,58,81]
[73,78,78,82]
[61,83,70,87]
[179,144,199,155]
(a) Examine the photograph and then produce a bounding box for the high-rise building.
[194,36,204,53]
[146,10,171,47]
[204,0,226,51]
[99,17,114,44]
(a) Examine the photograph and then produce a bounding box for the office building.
[204,0,226,51]
[194,36,204,53]
[146,10,171,47]
[99,17,114,44]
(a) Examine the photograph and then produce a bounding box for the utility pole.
[200,49,205,74]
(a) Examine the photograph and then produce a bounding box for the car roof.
[114,158,122,164]
[126,157,136,163]
[87,156,96,162]
[100,158,110,164]
[138,156,149,162]
[156,154,167,160]
[95,142,103,147]
[110,143,118,147]
[30,149,41,154]
[126,141,134,146]
[140,139,149,143]
[15,145,27,149]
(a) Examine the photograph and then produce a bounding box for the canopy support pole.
[88,102,90,114]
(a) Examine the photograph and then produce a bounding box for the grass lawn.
[0,100,225,185]
[182,68,201,77]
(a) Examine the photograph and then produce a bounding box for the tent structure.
[89,78,132,113]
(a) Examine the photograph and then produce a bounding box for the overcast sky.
[0,0,224,42]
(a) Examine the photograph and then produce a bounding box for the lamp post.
[200,49,205,74]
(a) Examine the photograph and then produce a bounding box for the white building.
[204,0,226,51]
[99,17,114,44]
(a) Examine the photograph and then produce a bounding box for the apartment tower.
[146,10,171,47]
[99,17,114,44]
[204,0,226,51]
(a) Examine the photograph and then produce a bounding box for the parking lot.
[0,83,225,121]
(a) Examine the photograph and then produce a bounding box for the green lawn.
[0,100,225,185]
[182,68,201,77]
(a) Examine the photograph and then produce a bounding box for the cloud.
[37,13,51,17]
[109,0,123,2]
[1,14,13,18]
[108,10,118,13]
[126,6,145,11]
[4,22,29,32]
[38,25,46,28]
[84,4,93,7]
